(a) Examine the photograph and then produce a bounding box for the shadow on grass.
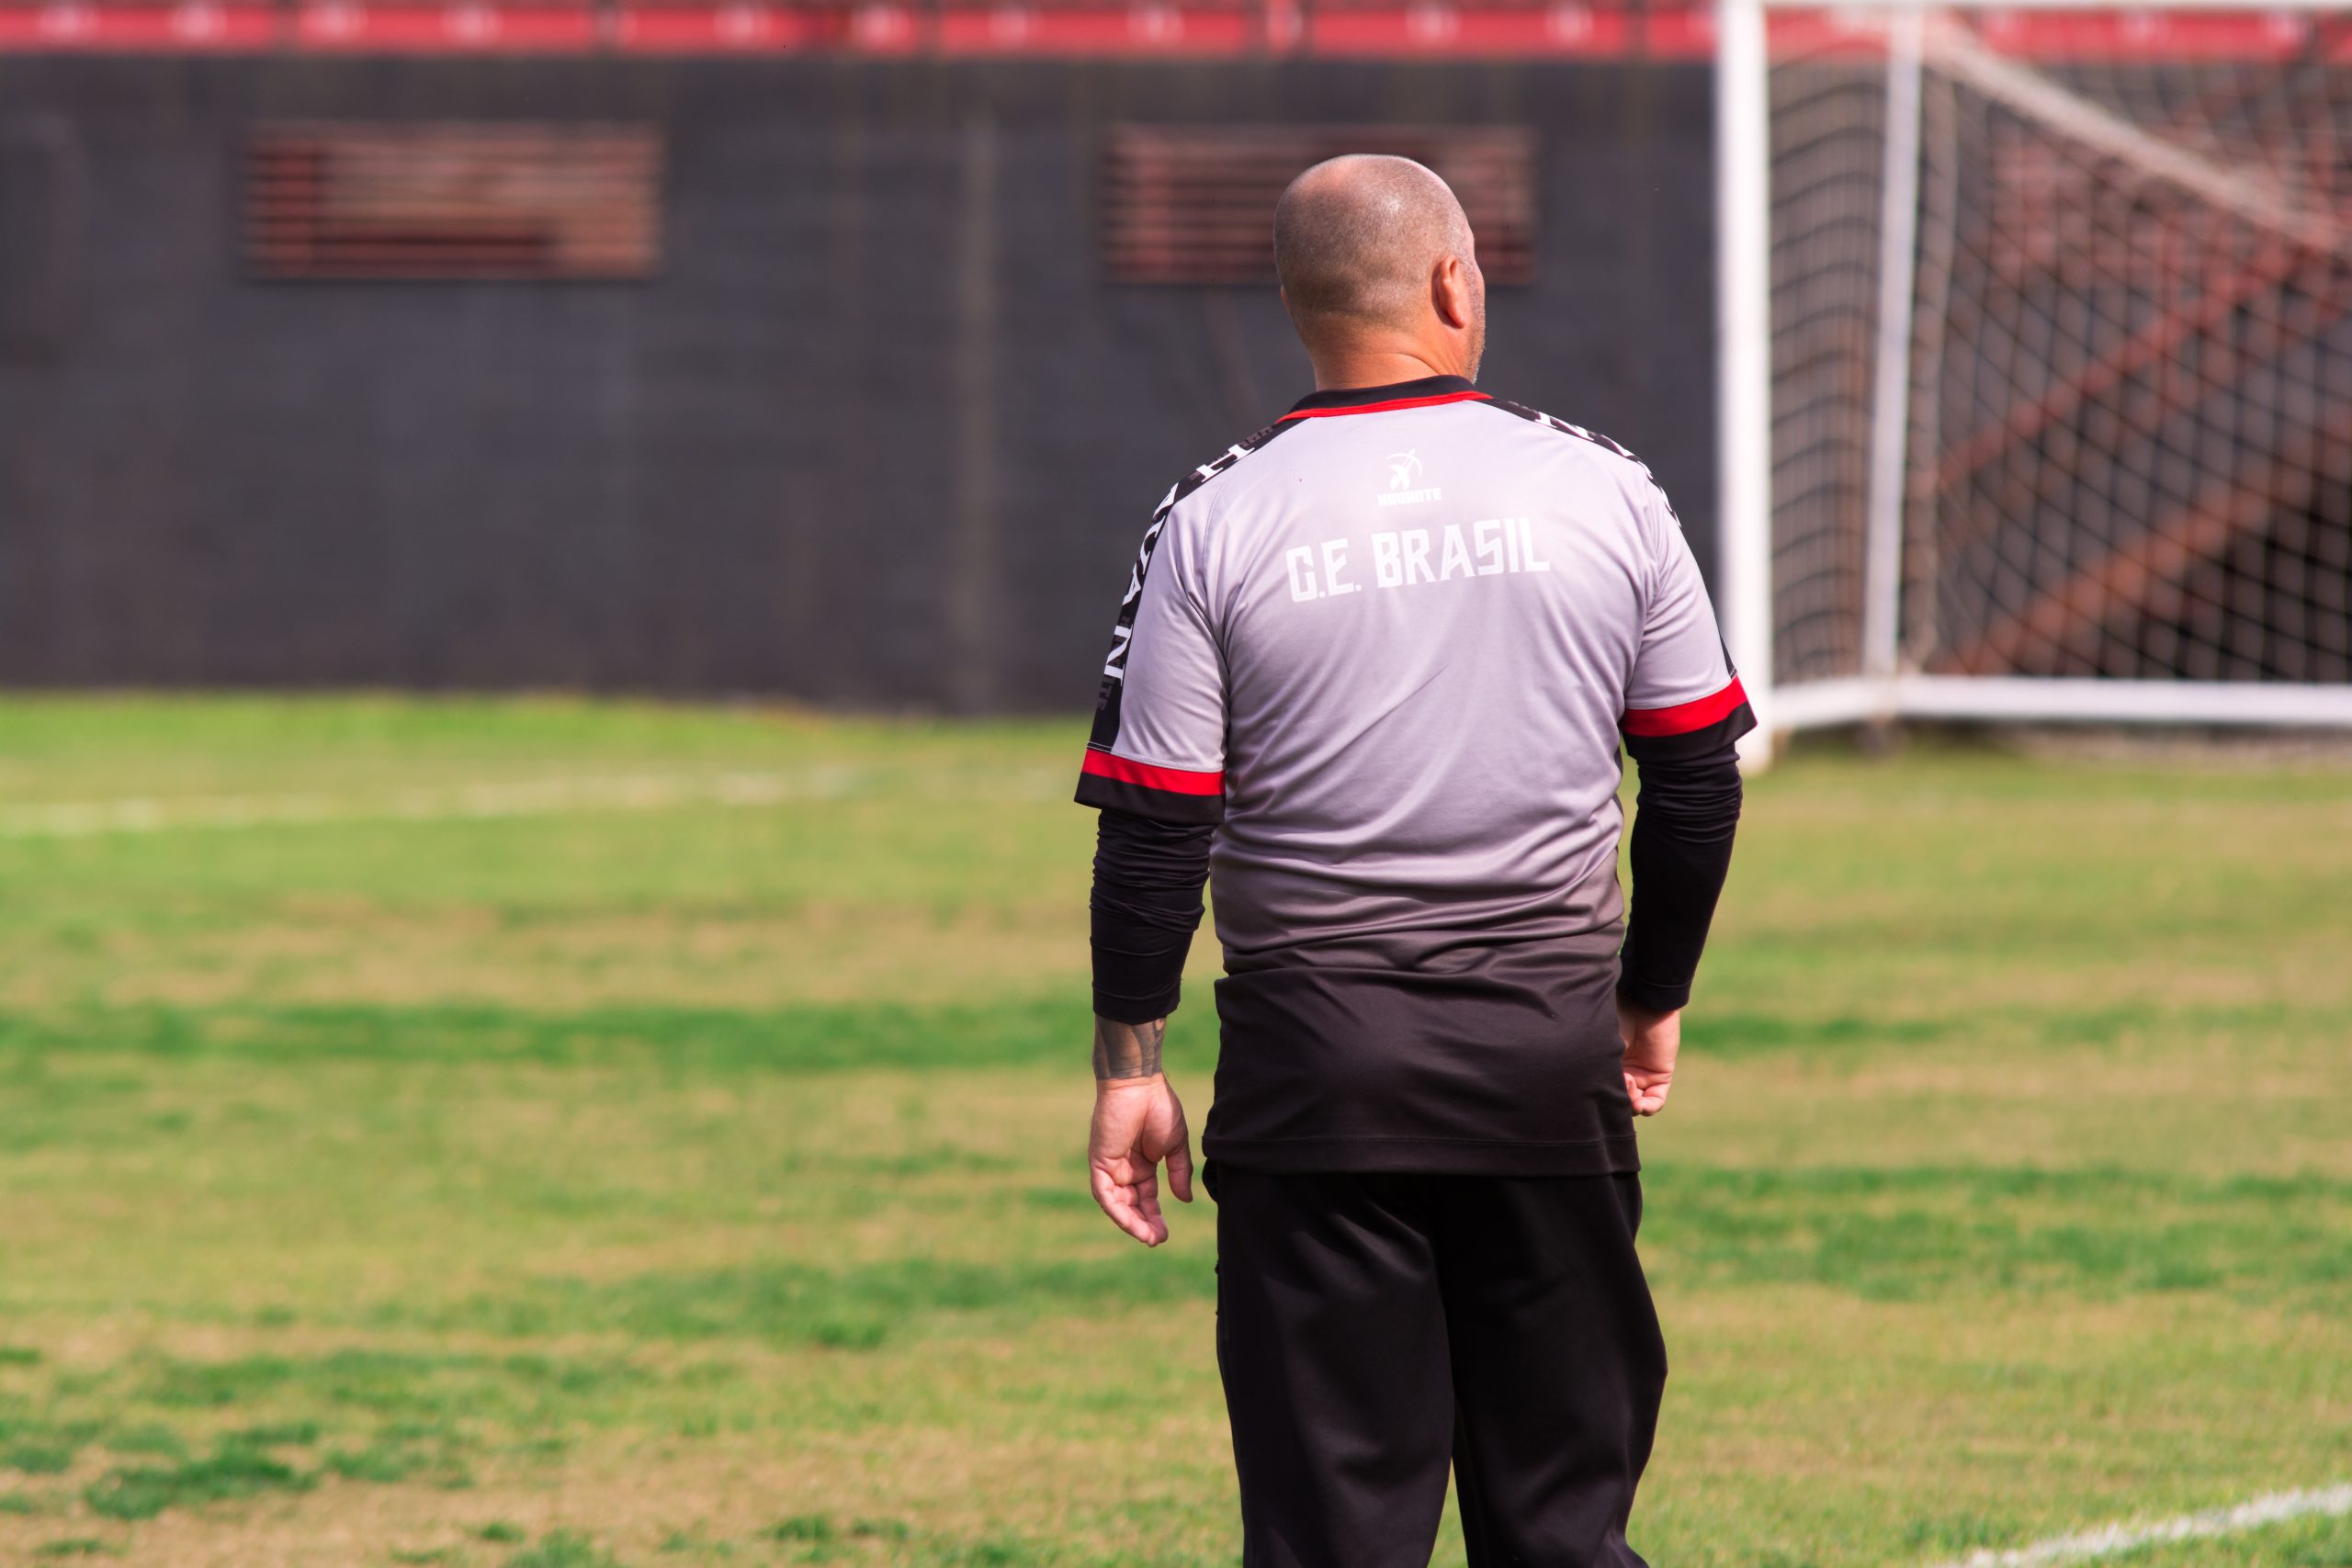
[402,1252,1216,1351]
[0,999,1098,1076]
[6,997,2340,1078]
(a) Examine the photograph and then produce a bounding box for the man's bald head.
[1273,155,1479,350]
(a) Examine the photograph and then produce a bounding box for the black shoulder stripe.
[1477,399,1691,533]
[1481,397,1647,462]
[1086,418,1303,752]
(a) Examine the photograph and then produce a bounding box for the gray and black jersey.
[1077,376,1754,1176]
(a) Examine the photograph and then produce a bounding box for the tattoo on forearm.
[1092,1017,1167,1080]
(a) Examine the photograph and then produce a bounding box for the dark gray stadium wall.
[0,56,1716,707]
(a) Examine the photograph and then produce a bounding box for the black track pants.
[1209,1167,1666,1568]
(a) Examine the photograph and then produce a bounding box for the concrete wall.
[0,57,1716,706]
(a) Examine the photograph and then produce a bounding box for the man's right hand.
[1089,1072,1195,1247]
[1618,998,1681,1116]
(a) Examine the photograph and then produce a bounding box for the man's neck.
[1308,348,1464,392]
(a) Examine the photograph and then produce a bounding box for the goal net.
[1719,0,2352,745]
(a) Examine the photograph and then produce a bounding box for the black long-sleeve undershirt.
[1616,742,1744,1012]
[1091,810,1212,1024]
[1090,747,1741,1026]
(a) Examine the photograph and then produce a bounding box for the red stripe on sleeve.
[1621,677,1749,738]
[1081,750,1226,795]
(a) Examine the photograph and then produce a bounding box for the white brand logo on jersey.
[1378,450,1442,507]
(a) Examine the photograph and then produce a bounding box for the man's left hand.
[1619,998,1682,1116]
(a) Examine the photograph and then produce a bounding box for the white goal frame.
[1715,0,2352,761]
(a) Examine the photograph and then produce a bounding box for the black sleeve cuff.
[1615,974,1693,1013]
[1093,976,1185,1025]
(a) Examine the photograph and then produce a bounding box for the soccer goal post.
[1717,0,2352,759]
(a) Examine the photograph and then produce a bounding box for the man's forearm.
[1093,1016,1168,1080]
[1619,743,1744,1011]
[1091,808,1211,1072]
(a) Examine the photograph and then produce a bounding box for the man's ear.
[1432,256,1474,331]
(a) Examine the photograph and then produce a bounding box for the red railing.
[0,0,2339,58]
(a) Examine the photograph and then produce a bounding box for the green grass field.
[0,696,2346,1568]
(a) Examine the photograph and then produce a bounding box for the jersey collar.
[1281,375,1491,421]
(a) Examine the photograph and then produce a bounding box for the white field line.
[0,769,860,839]
[1925,1483,2352,1568]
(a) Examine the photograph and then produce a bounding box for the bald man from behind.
[1076,155,1751,1568]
